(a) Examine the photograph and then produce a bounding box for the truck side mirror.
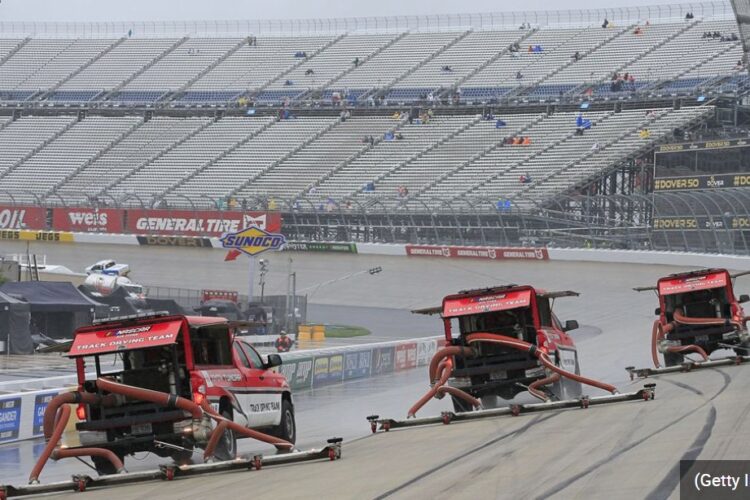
[739,295,749,304]
[265,353,283,369]
[654,307,661,315]
[563,320,579,331]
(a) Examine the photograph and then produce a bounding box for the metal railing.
[0,2,733,37]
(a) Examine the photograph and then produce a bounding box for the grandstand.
[0,2,747,253]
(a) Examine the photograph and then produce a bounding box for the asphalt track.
[1,240,749,498]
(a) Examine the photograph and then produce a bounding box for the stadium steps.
[94,115,216,198]
[255,33,347,94]
[301,31,408,101]
[45,117,146,199]
[525,106,714,205]
[0,37,31,67]
[105,36,189,99]
[161,115,279,197]
[354,115,481,197]
[415,114,546,198]
[458,111,615,199]
[296,117,409,198]
[443,28,538,98]
[507,25,619,98]
[42,37,128,98]
[171,37,251,98]
[228,119,341,199]
[653,41,742,93]
[514,110,671,204]
[511,23,635,98]
[576,18,703,97]
[373,29,472,99]
[0,118,78,183]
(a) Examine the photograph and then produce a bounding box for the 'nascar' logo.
[220,226,286,257]
[106,326,151,337]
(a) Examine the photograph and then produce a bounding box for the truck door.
[233,341,283,428]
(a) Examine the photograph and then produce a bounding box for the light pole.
[258,258,269,302]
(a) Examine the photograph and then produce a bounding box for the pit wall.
[0,337,440,444]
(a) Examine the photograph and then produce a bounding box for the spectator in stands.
[385,131,395,141]
[284,79,293,86]
[519,174,532,184]
[702,32,710,39]
[516,71,523,80]
[441,65,453,72]
[495,119,507,129]
[305,68,315,76]
[639,128,651,139]
[731,33,739,41]
[128,29,132,37]
[628,74,636,90]
[533,45,543,53]
[511,136,521,145]
[521,136,531,145]
[396,132,404,140]
[591,142,600,151]
[353,57,360,67]
[634,26,643,35]
[735,60,744,70]
[572,51,581,61]
[602,18,609,28]
[241,198,248,210]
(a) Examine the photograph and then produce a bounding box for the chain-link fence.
[1,190,748,254]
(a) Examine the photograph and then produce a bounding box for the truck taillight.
[76,404,87,421]
[193,383,207,405]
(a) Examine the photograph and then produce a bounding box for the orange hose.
[203,420,230,460]
[52,447,125,473]
[29,405,71,483]
[408,358,455,417]
[465,333,618,395]
[673,308,742,330]
[435,385,481,409]
[665,344,709,361]
[429,346,474,383]
[200,400,293,450]
[96,378,202,420]
[527,372,561,402]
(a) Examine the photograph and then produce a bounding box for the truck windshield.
[459,306,534,341]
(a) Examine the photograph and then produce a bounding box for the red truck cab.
[650,268,750,366]
[434,285,581,409]
[67,312,295,474]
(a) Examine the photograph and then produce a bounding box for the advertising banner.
[371,346,395,375]
[344,350,372,380]
[416,339,438,366]
[278,357,314,391]
[136,235,213,248]
[285,242,358,253]
[32,392,58,436]
[124,210,281,237]
[0,206,46,230]
[0,397,21,442]
[653,173,750,191]
[0,229,74,242]
[394,342,417,371]
[652,216,750,231]
[312,355,344,386]
[406,245,548,261]
[52,208,123,233]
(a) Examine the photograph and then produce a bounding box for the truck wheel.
[451,395,473,413]
[663,351,684,367]
[214,410,237,461]
[274,399,296,445]
[92,452,124,476]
